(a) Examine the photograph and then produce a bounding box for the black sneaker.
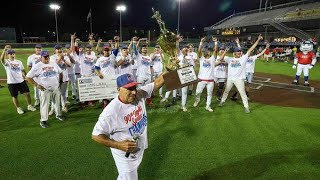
[230,97,238,101]
[172,97,177,105]
[188,90,193,96]
[40,121,49,128]
[56,116,65,121]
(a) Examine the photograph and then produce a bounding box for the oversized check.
[78,76,118,101]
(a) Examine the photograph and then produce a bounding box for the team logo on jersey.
[101,60,111,68]
[202,62,211,68]
[84,59,94,66]
[58,61,66,70]
[42,66,57,77]
[230,60,241,68]
[124,105,147,136]
[9,63,21,72]
[142,57,151,66]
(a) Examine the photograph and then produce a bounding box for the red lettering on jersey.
[124,105,143,125]
[296,52,315,65]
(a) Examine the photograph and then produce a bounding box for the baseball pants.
[195,81,214,106]
[164,90,177,99]
[68,73,77,97]
[296,64,310,77]
[221,79,249,108]
[40,88,62,122]
[181,86,188,107]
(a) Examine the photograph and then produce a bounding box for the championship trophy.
[152,8,198,91]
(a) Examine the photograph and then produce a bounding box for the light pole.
[50,4,60,43]
[116,5,126,42]
[177,0,181,35]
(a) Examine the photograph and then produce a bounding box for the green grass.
[0,49,319,179]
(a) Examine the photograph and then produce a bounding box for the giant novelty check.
[78,76,118,101]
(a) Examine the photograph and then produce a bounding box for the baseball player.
[132,38,154,106]
[26,51,64,128]
[292,41,317,86]
[27,44,42,106]
[92,73,166,180]
[214,46,230,102]
[187,44,197,95]
[193,37,228,112]
[116,45,133,76]
[1,46,36,114]
[65,43,76,102]
[150,44,164,98]
[178,45,193,112]
[218,34,263,113]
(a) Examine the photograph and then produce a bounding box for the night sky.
[0,0,297,38]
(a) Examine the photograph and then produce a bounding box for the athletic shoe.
[182,106,187,112]
[159,94,163,98]
[193,100,200,107]
[304,81,310,86]
[27,105,36,112]
[230,97,238,101]
[205,106,213,112]
[56,116,65,121]
[216,97,221,102]
[244,107,250,113]
[218,102,224,107]
[48,110,54,116]
[40,121,49,128]
[160,98,168,103]
[172,98,177,105]
[72,95,76,100]
[88,101,95,107]
[62,107,68,113]
[292,80,299,85]
[17,107,24,114]
[34,99,40,106]
[65,101,71,104]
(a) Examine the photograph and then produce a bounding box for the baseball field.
[0,48,320,179]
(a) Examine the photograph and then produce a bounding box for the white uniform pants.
[75,73,81,100]
[164,90,177,99]
[117,170,138,180]
[154,72,163,97]
[60,82,68,108]
[34,86,40,100]
[181,86,188,107]
[40,88,62,121]
[68,74,77,97]
[137,76,152,89]
[195,81,214,106]
[221,79,249,108]
[296,64,310,77]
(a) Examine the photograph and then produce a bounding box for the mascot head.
[300,41,313,54]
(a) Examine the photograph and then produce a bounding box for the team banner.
[78,76,118,101]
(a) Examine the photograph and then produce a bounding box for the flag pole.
[90,13,93,34]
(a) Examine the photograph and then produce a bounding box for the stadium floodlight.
[116,5,126,42]
[177,0,181,35]
[50,4,61,43]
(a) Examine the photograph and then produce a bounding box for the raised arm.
[247,34,263,55]
[215,47,230,66]
[96,39,102,51]
[235,38,241,48]
[256,43,270,58]
[1,45,11,64]
[153,71,167,92]
[198,37,206,58]
[212,37,218,58]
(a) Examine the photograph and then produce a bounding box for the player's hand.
[292,65,297,69]
[117,140,137,153]
[4,45,11,50]
[258,34,263,40]
[235,38,240,44]
[200,37,206,43]
[308,65,313,69]
[71,33,76,40]
[37,84,46,91]
[266,43,270,49]
[88,33,94,40]
[98,39,102,43]
[114,36,120,42]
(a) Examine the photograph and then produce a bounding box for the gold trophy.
[152,8,198,91]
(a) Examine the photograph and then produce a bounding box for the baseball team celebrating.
[3,33,316,179]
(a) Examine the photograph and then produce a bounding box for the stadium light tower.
[177,0,181,35]
[116,5,126,42]
[50,4,60,43]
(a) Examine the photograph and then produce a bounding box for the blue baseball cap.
[219,46,226,50]
[120,44,128,49]
[65,44,71,48]
[35,44,42,48]
[7,49,15,54]
[117,74,138,88]
[54,44,62,49]
[40,51,50,57]
[234,47,242,52]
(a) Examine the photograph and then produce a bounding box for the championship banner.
[78,76,118,102]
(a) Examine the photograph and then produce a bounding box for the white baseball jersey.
[26,61,62,91]
[92,83,154,172]
[66,53,75,75]
[198,56,216,80]
[136,53,152,78]
[95,54,117,76]
[2,59,25,84]
[150,53,163,73]
[225,53,249,80]
[188,52,198,66]
[245,55,258,73]
[178,54,192,67]
[72,52,83,74]
[131,53,138,70]
[80,53,97,76]
[27,54,41,68]
[116,54,132,75]
[214,55,230,79]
